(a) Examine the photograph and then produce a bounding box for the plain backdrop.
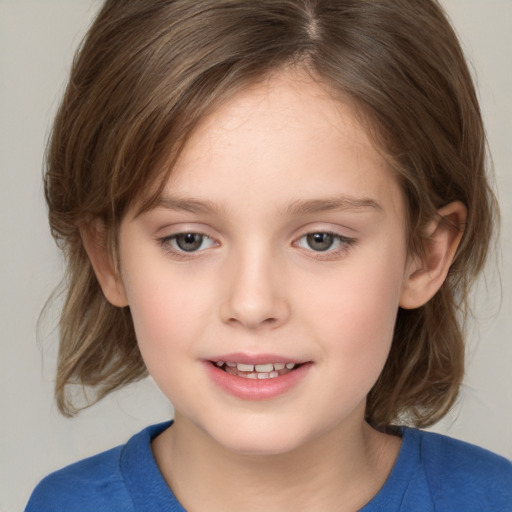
[1,1,511,511]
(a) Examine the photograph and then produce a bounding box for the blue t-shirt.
[26,422,512,511]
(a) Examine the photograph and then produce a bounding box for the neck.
[151,410,401,512]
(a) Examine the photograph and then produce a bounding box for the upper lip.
[206,352,307,365]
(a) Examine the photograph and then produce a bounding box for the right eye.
[160,232,216,254]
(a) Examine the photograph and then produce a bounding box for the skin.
[85,70,466,511]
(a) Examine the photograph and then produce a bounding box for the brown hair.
[45,0,497,428]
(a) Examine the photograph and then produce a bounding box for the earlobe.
[399,201,467,310]
[81,221,129,307]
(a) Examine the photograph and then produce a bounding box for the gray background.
[1,1,511,510]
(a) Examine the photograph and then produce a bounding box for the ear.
[81,221,129,307]
[399,201,467,309]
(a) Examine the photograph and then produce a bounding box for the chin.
[208,418,315,457]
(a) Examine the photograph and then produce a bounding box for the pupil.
[307,233,333,251]
[176,233,202,252]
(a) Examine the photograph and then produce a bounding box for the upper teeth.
[216,362,296,372]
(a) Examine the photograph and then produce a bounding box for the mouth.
[205,356,312,400]
[211,361,301,380]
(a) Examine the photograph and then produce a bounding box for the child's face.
[115,72,412,454]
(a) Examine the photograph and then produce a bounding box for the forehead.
[138,71,403,220]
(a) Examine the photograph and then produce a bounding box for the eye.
[161,232,216,253]
[295,232,354,253]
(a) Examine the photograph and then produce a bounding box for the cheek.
[123,271,209,408]
[121,259,208,367]
[301,250,406,380]
[307,258,403,336]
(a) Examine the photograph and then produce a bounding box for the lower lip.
[204,362,311,401]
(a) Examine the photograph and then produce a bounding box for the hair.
[45,0,497,428]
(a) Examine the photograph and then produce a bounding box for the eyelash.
[157,231,357,260]
[294,232,357,259]
[158,232,216,260]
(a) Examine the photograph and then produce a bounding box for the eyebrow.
[284,197,382,215]
[154,197,222,214]
[150,195,382,216]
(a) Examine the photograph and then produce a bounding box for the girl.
[26,0,512,510]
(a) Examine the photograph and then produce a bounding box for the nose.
[219,247,290,330]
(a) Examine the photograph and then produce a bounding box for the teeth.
[255,363,274,372]
[223,365,297,380]
[236,363,254,372]
[218,361,300,373]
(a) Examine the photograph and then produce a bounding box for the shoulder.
[412,429,512,510]
[25,422,172,512]
[25,444,134,512]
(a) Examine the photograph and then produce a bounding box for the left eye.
[166,233,215,253]
[296,232,350,252]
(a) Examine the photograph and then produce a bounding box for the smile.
[213,361,298,380]
[205,354,311,400]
